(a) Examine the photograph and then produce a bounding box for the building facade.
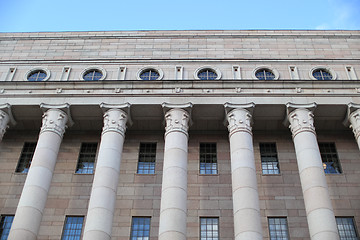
[0,30,359,240]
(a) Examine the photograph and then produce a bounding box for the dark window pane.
[140,69,159,80]
[336,217,358,239]
[27,70,47,81]
[76,143,97,174]
[137,143,156,174]
[200,217,219,240]
[16,142,37,173]
[83,70,103,81]
[319,142,342,174]
[268,217,289,240]
[61,216,84,240]
[198,69,218,80]
[312,69,333,80]
[260,143,280,174]
[130,217,151,240]
[200,143,217,175]
[256,69,275,80]
[0,215,14,240]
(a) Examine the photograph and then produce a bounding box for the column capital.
[101,106,129,136]
[285,102,317,137]
[224,102,255,136]
[162,102,192,136]
[0,104,16,141]
[344,102,360,140]
[0,103,16,125]
[40,103,74,126]
[100,102,132,126]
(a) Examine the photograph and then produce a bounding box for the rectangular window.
[130,217,151,240]
[61,216,84,240]
[137,143,156,174]
[0,215,14,239]
[76,143,98,174]
[199,143,217,175]
[268,217,289,240]
[336,217,358,239]
[200,217,219,240]
[319,142,342,174]
[16,142,36,173]
[260,143,280,174]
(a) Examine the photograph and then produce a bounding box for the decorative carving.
[226,108,253,136]
[102,109,128,136]
[164,108,190,136]
[0,110,10,141]
[349,109,360,140]
[287,108,316,137]
[40,109,68,137]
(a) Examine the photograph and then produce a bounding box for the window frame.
[61,216,84,240]
[75,142,98,174]
[318,142,342,174]
[336,217,359,239]
[137,142,157,175]
[137,67,163,80]
[15,142,37,173]
[200,217,219,240]
[199,142,218,175]
[0,215,14,240]
[252,66,279,80]
[309,66,337,80]
[260,142,280,175]
[268,217,290,240]
[80,67,106,81]
[194,66,221,80]
[24,67,50,81]
[130,217,151,240]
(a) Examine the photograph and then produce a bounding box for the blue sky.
[0,0,359,32]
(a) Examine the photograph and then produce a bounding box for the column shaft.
[225,104,263,240]
[9,108,69,240]
[287,105,339,240]
[83,108,128,240]
[159,106,191,240]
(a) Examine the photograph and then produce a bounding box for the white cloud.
[316,0,360,30]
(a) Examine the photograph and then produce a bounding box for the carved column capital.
[224,102,255,137]
[0,110,9,141]
[286,103,317,138]
[40,103,72,137]
[40,108,69,137]
[345,103,360,140]
[102,108,128,136]
[0,104,16,141]
[162,103,192,137]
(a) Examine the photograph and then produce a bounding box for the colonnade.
[1,102,360,240]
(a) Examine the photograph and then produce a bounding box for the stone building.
[0,30,359,240]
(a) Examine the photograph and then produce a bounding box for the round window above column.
[25,68,50,81]
[310,67,336,80]
[80,67,106,81]
[137,67,163,80]
[252,66,279,80]
[194,66,221,80]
